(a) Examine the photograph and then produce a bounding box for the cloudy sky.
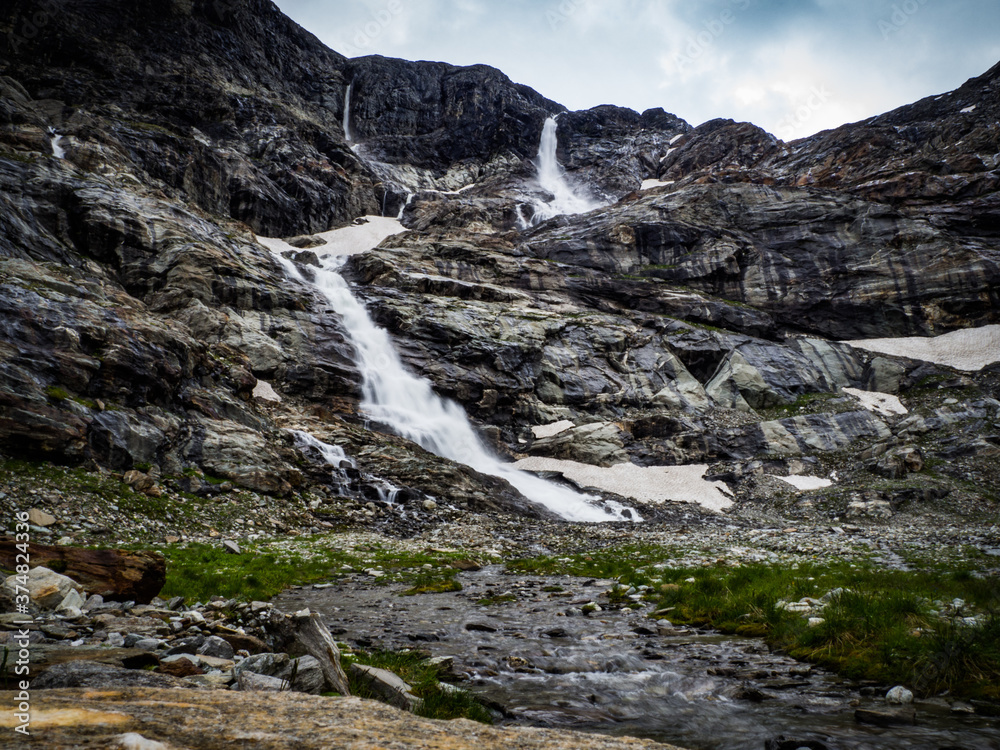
[273,0,1000,140]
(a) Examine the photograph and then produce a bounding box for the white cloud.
[273,0,1000,138]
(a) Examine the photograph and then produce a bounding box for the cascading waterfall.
[272,252,635,523]
[528,116,599,224]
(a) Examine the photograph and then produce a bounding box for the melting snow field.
[779,475,834,491]
[843,387,908,417]
[256,216,405,259]
[513,457,734,513]
[844,325,1000,372]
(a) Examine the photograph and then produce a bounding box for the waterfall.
[270,251,635,523]
[397,193,413,220]
[343,82,354,142]
[530,116,599,224]
[50,131,65,159]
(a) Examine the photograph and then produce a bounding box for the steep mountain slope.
[1,0,998,540]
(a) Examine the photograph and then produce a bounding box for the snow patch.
[114,734,170,750]
[252,380,282,402]
[641,179,676,191]
[842,387,908,417]
[779,475,834,491]
[531,420,575,439]
[961,105,977,114]
[257,216,405,259]
[669,133,685,145]
[513,457,734,513]
[843,325,1000,372]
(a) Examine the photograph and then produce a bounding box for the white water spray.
[529,116,599,224]
[270,249,634,523]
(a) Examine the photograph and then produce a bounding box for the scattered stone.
[28,508,57,527]
[158,654,204,677]
[236,671,287,692]
[222,540,242,555]
[197,635,235,660]
[886,685,914,704]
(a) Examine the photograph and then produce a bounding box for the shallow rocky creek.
[274,567,1000,750]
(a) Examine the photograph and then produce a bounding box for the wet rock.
[764,738,829,750]
[886,685,915,704]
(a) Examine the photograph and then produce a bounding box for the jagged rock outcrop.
[0,0,998,528]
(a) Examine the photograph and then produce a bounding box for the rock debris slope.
[1,0,998,531]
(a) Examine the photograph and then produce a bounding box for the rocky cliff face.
[1,0,998,537]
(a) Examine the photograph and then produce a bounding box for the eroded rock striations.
[0,1,997,545]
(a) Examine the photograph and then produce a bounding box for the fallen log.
[0,538,165,603]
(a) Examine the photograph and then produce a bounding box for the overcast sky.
[273,0,1000,140]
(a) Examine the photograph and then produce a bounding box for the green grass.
[401,569,462,596]
[156,538,488,603]
[345,649,493,723]
[508,547,1000,702]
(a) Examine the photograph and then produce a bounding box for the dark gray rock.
[31,660,186,689]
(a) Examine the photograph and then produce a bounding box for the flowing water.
[277,568,1000,750]
[271,251,634,522]
[529,116,600,224]
[49,131,65,159]
[343,82,354,143]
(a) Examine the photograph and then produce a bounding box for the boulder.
[287,612,351,696]
[0,539,165,603]
[197,636,235,661]
[2,566,82,610]
[348,663,421,712]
